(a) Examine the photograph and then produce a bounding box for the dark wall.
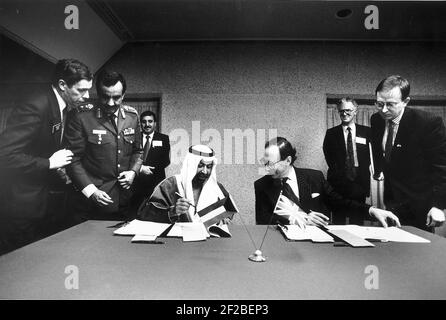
[0,34,54,110]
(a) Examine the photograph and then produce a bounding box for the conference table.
[0,221,445,300]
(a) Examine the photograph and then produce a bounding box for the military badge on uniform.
[92,129,107,144]
[123,128,135,135]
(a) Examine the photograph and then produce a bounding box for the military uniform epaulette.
[76,103,95,112]
[122,105,138,114]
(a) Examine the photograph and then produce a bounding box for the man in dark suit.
[323,97,371,225]
[132,110,170,212]
[255,137,400,227]
[64,70,142,223]
[371,75,446,230]
[0,59,92,254]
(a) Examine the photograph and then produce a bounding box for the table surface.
[1,221,445,300]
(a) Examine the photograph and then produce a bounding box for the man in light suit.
[323,97,371,225]
[0,59,92,254]
[255,137,400,227]
[371,75,446,230]
[132,110,170,213]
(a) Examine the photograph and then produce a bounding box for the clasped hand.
[118,171,136,189]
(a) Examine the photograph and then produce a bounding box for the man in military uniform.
[64,70,142,223]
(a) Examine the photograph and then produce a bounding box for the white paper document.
[113,219,171,236]
[131,234,158,242]
[278,225,334,242]
[181,223,210,242]
[326,225,430,243]
[208,223,232,238]
[167,222,210,241]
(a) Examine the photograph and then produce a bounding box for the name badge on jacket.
[52,122,62,134]
[152,140,163,147]
[355,137,367,145]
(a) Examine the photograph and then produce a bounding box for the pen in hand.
[175,192,196,208]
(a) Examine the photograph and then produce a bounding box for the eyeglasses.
[259,157,282,168]
[375,101,399,109]
[338,109,355,115]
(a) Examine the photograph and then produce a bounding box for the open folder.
[326,225,430,243]
[113,220,172,237]
[278,225,334,243]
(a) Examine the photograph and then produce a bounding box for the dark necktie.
[143,134,151,161]
[385,121,394,162]
[60,107,68,144]
[281,177,301,208]
[345,127,356,181]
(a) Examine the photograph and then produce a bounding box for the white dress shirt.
[284,167,307,215]
[285,166,300,200]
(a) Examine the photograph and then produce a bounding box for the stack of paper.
[326,225,430,243]
[114,220,171,236]
[114,219,233,242]
[278,225,334,243]
[131,234,158,242]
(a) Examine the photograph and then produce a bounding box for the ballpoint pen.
[175,192,196,208]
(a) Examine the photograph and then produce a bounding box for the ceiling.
[88,0,446,42]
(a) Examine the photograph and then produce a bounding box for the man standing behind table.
[0,59,92,254]
[371,75,446,230]
[255,137,400,228]
[64,70,142,223]
[131,110,170,213]
[323,97,371,225]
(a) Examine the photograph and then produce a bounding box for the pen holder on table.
[249,249,266,262]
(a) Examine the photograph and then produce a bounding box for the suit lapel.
[265,177,283,211]
[48,89,62,148]
[335,125,346,160]
[117,107,126,134]
[294,167,312,212]
[393,108,410,146]
[375,114,386,151]
[391,108,411,162]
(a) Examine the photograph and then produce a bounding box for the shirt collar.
[342,122,356,131]
[285,165,297,182]
[392,108,405,125]
[145,132,154,139]
[51,85,66,113]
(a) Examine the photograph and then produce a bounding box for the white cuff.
[82,184,98,198]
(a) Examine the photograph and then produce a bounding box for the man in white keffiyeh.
[138,145,236,225]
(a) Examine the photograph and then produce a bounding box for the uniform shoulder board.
[76,103,94,112]
[122,105,138,114]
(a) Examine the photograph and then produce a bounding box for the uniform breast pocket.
[122,134,136,155]
[123,134,135,144]
[87,135,113,159]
